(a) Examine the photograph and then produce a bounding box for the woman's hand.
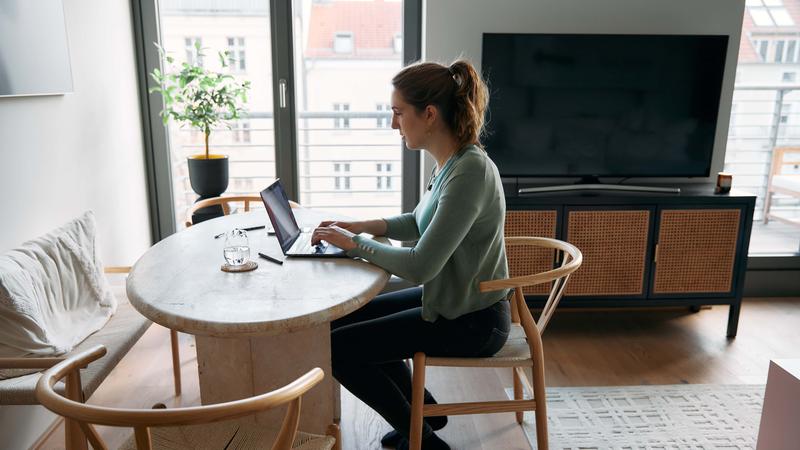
[311,225,357,251]
[316,220,366,234]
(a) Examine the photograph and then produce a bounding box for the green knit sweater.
[347,145,509,322]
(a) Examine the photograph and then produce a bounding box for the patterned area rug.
[507,384,765,449]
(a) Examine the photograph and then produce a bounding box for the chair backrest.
[479,237,582,337]
[770,147,800,178]
[185,195,302,228]
[185,195,264,228]
[35,345,324,450]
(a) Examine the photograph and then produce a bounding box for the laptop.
[260,180,347,258]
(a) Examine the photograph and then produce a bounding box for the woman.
[311,60,510,450]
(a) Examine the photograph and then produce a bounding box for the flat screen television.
[481,33,728,179]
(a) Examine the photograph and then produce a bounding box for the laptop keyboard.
[291,234,326,254]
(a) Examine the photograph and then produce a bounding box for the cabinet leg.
[727,303,741,338]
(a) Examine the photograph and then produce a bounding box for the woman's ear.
[424,105,438,126]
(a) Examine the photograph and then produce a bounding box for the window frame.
[133,0,422,242]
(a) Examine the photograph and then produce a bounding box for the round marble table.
[126,208,390,436]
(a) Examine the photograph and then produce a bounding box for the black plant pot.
[187,154,229,199]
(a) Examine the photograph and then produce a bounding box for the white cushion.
[0,211,117,379]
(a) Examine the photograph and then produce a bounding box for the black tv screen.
[481,33,728,178]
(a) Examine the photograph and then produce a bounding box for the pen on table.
[258,252,284,265]
[214,225,266,239]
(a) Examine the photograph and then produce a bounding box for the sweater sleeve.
[382,212,420,241]
[346,170,484,284]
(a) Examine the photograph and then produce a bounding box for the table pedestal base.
[195,323,337,436]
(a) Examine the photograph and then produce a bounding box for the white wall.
[0,0,151,262]
[0,0,151,447]
[422,0,746,184]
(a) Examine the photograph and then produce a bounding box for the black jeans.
[331,287,510,439]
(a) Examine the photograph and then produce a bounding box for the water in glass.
[223,228,250,266]
[224,245,250,266]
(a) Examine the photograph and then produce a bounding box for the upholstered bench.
[0,212,180,449]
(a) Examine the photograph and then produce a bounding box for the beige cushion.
[0,284,151,404]
[426,323,533,368]
[119,421,336,450]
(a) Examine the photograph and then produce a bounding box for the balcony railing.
[168,106,799,253]
[727,85,800,253]
[169,110,402,226]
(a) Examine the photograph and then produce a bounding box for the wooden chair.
[409,237,583,450]
[35,345,340,450]
[764,146,800,226]
[185,195,301,228]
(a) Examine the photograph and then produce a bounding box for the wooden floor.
[37,297,800,450]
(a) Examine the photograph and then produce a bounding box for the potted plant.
[149,42,251,199]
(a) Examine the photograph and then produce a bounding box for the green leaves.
[149,44,250,158]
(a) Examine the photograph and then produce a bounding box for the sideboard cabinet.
[504,184,756,337]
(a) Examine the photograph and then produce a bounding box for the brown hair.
[392,59,489,149]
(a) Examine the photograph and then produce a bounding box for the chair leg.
[410,353,427,450]
[65,370,88,450]
[170,329,182,396]
[532,360,548,450]
[513,366,524,424]
[764,190,773,224]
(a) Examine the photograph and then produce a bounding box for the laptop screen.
[260,180,301,251]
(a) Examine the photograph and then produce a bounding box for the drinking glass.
[223,228,250,266]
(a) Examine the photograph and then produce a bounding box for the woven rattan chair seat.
[426,324,533,368]
[119,421,335,450]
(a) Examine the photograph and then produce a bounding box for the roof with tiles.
[739,0,800,63]
[305,0,402,59]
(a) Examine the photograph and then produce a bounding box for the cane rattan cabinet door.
[652,208,741,295]
[565,208,652,296]
[505,210,558,295]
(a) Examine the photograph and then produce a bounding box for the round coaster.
[220,260,258,273]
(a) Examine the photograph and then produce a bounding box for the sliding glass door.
[291,0,404,219]
[136,0,419,237]
[157,0,277,229]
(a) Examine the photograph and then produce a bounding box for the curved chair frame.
[409,237,583,450]
[185,194,301,228]
[185,195,264,228]
[36,345,331,450]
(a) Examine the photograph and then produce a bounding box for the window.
[333,32,354,54]
[376,163,392,190]
[184,37,203,67]
[393,33,402,54]
[376,103,391,128]
[780,103,791,124]
[747,0,795,27]
[143,0,418,235]
[334,162,351,190]
[233,120,251,143]
[783,71,796,82]
[292,0,407,219]
[333,103,350,129]
[227,37,246,72]
[775,40,785,62]
[788,40,797,63]
[779,103,792,137]
[758,40,769,61]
